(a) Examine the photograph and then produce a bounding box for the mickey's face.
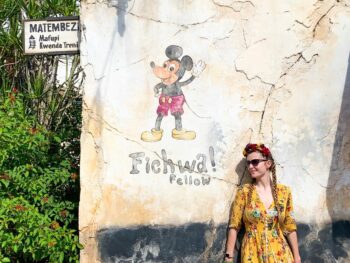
[151,59,180,85]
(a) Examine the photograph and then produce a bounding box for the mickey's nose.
[150,61,155,68]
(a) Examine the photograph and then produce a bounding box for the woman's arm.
[287,231,301,263]
[224,228,238,262]
[225,186,245,262]
[283,187,300,262]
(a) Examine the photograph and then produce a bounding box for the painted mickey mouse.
[141,45,206,142]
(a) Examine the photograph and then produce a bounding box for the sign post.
[23,16,80,55]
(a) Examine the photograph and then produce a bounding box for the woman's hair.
[243,143,283,227]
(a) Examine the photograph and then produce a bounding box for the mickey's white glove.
[192,60,206,77]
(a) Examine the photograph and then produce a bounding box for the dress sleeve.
[229,186,246,230]
[283,187,297,234]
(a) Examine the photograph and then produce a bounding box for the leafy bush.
[0,0,84,263]
[0,92,82,262]
[0,0,83,261]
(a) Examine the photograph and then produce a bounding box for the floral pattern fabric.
[229,184,297,263]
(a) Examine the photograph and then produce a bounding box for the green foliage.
[0,0,78,21]
[0,198,82,262]
[0,93,49,168]
[0,0,83,262]
[19,0,78,18]
[0,94,82,262]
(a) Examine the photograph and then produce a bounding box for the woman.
[224,143,301,263]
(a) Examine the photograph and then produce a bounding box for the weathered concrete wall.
[79,0,350,262]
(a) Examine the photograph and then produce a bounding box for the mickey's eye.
[169,65,175,71]
[163,63,167,68]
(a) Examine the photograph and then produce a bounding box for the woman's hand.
[223,255,234,263]
[293,256,301,263]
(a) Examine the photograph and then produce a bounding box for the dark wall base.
[298,221,350,263]
[97,221,350,263]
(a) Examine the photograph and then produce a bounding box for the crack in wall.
[256,50,318,136]
[212,0,255,13]
[211,28,236,44]
[317,122,337,142]
[282,52,319,78]
[212,0,255,12]
[240,26,266,49]
[80,22,109,82]
[295,19,311,28]
[292,0,338,38]
[82,108,107,167]
[312,3,336,38]
[242,28,248,48]
[235,49,319,137]
[258,85,274,134]
[259,0,345,142]
[234,0,255,7]
[118,8,215,29]
[212,1,241,13]
[80,106,106,262]
[234,63,274,86]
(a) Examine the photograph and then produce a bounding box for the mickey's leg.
[174,113,182,130]
[172,112,196,140]
[155,114,163,130]
[141,114,164,142]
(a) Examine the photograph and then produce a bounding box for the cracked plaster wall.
[79,0,350,262]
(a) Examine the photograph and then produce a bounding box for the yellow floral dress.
[229,184,297,263]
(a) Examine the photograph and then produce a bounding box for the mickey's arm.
[179,60,206,87]
[153,83,163,97]
[179,75,195,87]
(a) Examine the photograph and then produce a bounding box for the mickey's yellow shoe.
[172,129,196,140]
[141,129,163,142]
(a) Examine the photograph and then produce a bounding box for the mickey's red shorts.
[156,95,185,116]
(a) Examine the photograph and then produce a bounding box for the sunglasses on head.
[246,159,267,167]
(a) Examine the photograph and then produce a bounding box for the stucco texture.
[79,0,350,262]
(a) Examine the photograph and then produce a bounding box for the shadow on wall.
[296,53,350,263]
[109,0,128,37]
[325,52,350,261]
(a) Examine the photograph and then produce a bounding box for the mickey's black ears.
[180,55,193,71]
[165,45,183,59]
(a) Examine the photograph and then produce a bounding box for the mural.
[141,45,206,142]
[79,1,350,262]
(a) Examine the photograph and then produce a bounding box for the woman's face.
[246,151,271,180]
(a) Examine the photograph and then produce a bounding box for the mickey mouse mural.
[141,45,206,142]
